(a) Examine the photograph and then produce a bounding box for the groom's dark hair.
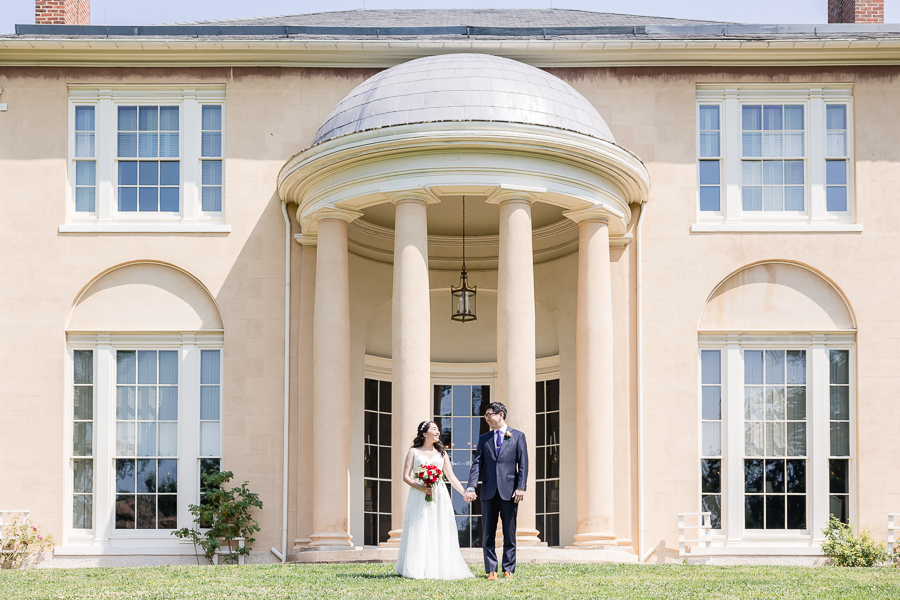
[486,402,507,420]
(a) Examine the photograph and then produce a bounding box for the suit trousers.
[481,494,518,573]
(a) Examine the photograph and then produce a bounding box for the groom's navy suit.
[467,427,528,574]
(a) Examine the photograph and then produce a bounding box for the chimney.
[828,0,884,23]
[35,0,90,25]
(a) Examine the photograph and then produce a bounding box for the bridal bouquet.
[414,465,443,502]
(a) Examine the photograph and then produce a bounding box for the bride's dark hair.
[412,420,446,456]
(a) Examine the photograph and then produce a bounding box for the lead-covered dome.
[312,53,615,146]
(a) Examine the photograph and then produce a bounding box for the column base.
[568,532,625,550]
[379,529,403,548]
[515,527,546,547]
[307,532,354,549]
[291,538,312,553]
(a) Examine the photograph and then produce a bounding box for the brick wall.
[35,0,90,25]
[828,0,884,23]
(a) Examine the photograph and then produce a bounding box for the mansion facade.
[2,2,899,565]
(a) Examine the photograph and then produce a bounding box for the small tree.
[172,470,263,564]
[822,515,889,567]
[0,516,54,570]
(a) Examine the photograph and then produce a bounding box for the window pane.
[73,495,93,530]
[830,422,850,456]
[159,133,179,158]
[699,186,720,212]
[784,131,804,157]
[137,387,157,420]
[74,350,94,384]
[137,351,157,384]
[159,161,180,186]
[785,186,804,211]
[158,459,177,493]
[784,105,804,130]
[137,495,156,529]
[786,459,806,494]
[137,422,157,457]
[826,104,847,130]
[201,350,220,384]
[118,186,138,211]
[830,386,849,420]
[201,132,222,157]
[159,106,179,131]
[829,459,849,494]
[701,350,721,384]
[742,186,762,211]
[116,386,135,420]
[702,495,722,530]
[118,106,137,131]
[765,459,785,493]
[702,387,721,421]
[762,132,783,158]
[365,379,378,412]
[702,423,721,456]
[139,106,158,131]
[200,422,221,457]
[379,380,392,413]
[830,495,849,525]
[136,459,156,493]
[825,160,847,185]
[139,161,158,185]
[744,351,764,384]
[744,387,764,421]
[139,187,158,211]
[118,162,138,187]
[745,495,764,529]
[827,131,847,158]
[138,132,158,158]
[75,132,95,158]
[742,105,761,130]
[159,187,179,212]
[202,105,222,130]
[766,422,785,456]
[202,187,222,212]
[763,105,783,130]
[116,459,135,493]
[786,422,806,457]
[784,161,804,185]
[701,459,721,494]
[200,386,220,420]
[762,161,783,185]
[73,422,93,456]
[74,386,93,420]
[786,351,806,384]
[699,132,719,158]
[75,105,95,131]
[742,133,761,157]
[786,387,806,420]
[115,495,135,529]
[830,350,850,384]
[765,350,784,384]
[766,387,785,420]
[158,387,177,421]
[158,495,177,529]
[202,160,222,185]
[158,422,178,456]
[76,161,96,186]
[744,459,764,492]
[766,495,785,529]
[827,187,847,212]
[763,187,783,212]
[116,422,135,456]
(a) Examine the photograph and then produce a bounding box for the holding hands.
[463,490,477,503]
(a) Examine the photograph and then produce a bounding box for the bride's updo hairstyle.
[412,420,446,456]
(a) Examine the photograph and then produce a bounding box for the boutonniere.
[503,431,512,441]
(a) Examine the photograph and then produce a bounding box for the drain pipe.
[636,201,650,563]
[271,202,291,564]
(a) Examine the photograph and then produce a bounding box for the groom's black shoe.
[487,572,497,580]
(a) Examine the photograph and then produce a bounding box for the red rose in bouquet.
[414,464,444,503]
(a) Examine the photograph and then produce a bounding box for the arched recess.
[365,289,560,363]
[67,261,224,331]
[698,261,855,332]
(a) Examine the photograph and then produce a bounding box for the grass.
[2,563,900,599]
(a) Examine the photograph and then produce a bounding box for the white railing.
[677,512,712,557]
[0,510,31,556]
[211,537,245,565]
[888,514,900,554]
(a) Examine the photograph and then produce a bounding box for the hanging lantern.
[451,196,477,322]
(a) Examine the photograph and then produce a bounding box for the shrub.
[172,470,263,565]
[822,515,889,567]
[0,515,54,570]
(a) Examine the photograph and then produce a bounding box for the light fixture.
[451,196,476,322]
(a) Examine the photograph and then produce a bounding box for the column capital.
[387,188,440,206]
[306,206,364,225]
[294,233,318,247]
[563,203,625,225]
[485,185,541,206]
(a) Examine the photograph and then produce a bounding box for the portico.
[277,54,649,556]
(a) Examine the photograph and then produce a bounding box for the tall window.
[698,105,721,212]
[115,350,179,530]
[700,350,722,529]
[117,106,180,213]
[743,350,807,530]
[363,379,391,546]
[72,350,94,529]
[826,105,849,212]
[535,379,560,546]
[74,106,96,213]
[199,349,222,505]
[201,106,223,213]
[433,384,490,548]
[829,350,851,523]
[741,105,805,212]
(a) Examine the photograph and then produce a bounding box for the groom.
[464,402,528,580]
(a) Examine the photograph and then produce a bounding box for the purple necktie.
[496,430,503,452]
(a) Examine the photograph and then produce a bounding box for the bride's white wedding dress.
[395,449,474,580]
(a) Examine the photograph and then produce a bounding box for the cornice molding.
[6,39,900,67]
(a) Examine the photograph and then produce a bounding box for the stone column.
[385,195,432,546]
[292,234,316,553]
[495,194,542,546]
[569,213,617,547]
[308,210,359,549]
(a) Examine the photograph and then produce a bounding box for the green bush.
[172,470,263,564]
[822,515,889,567]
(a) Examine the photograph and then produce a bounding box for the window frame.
[694,84,857,233]
[697,333,856,550]
[64,86,229,234]
[64,332,224,547]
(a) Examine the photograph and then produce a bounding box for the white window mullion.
[723,89,742,223]
[96,91,114,224]
[181,91,199,224]
[808,90,827,223]
[179,334,200,531]
[809,337,830,544]
[93,335,114,546]
[723,334,744,545]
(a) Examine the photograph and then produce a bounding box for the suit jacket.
[467,427,528,501]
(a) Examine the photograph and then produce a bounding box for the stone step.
[290,546,639,564]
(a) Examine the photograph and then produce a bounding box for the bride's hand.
[425,488,432,497]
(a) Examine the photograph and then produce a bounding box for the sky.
[3,0,899,34]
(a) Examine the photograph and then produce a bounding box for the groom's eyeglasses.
[484,413,496,420]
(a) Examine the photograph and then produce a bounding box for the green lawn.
[2,563,900,599]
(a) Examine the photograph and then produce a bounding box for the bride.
[395,421,474,580]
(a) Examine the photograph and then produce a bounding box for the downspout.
[271,202,291,563]
[636,201,652,562]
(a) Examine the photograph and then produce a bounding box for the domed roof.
[312,53,615,146]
